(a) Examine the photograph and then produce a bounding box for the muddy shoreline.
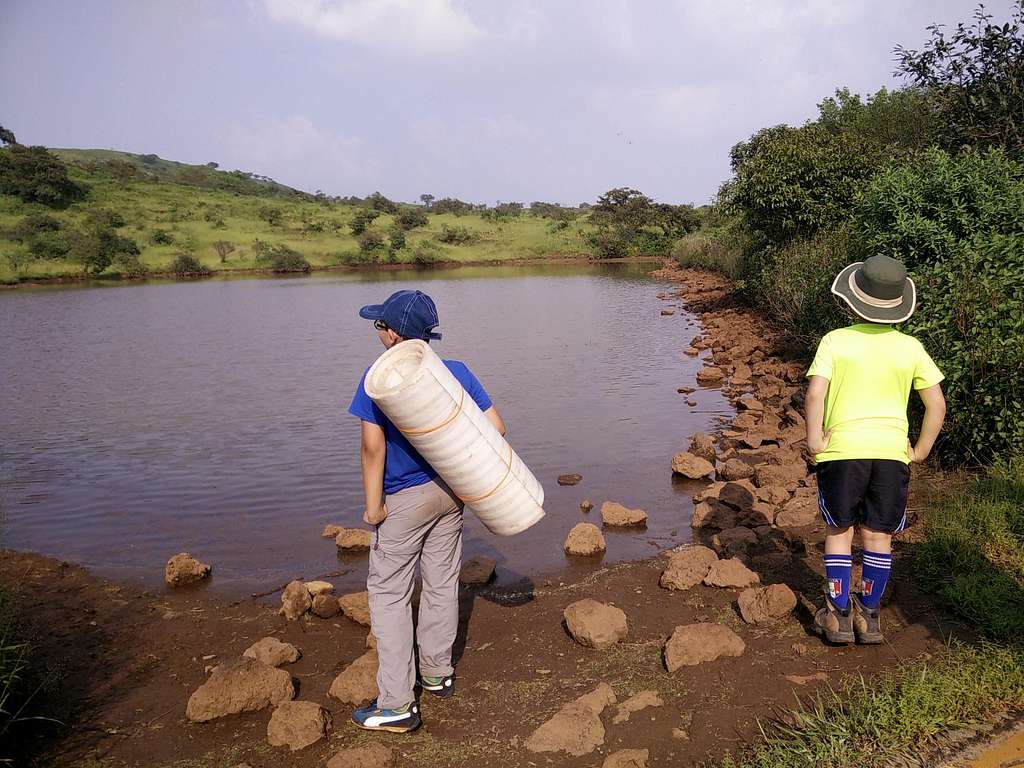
[3,265,968,767]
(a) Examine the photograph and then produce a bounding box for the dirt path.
[4,265,968,767]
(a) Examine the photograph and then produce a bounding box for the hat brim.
[358,304,385,321]
[831,262,916,323]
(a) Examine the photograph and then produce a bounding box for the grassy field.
[0,149,595,284]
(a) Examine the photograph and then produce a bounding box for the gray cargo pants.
[367,478,463,709]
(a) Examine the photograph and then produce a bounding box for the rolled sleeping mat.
[364,340,545,536]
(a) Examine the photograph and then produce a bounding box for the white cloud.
[262,0,482,55]
[218,115,381,194]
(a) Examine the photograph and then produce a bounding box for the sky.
[1,0,1014,206]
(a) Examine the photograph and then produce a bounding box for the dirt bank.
[3,265,968,767]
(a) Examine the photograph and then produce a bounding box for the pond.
[0,264,730,596]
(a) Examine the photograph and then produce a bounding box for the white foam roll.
[363,340,545,536]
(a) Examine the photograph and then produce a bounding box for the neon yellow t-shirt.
[806,324,944,464]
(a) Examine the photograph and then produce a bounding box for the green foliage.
[394,208,428,231]
[410,240,444,266]
[258,206,282,227]
[70,211,139,275]
[896,2,1024,157]
[588,187,699,257]
[349,209,380,236]
[167,253,210,276]
[0,125,16,146]
[149,228,174,245]
[419,193,434,209]
[0,145,83,207]
[432,197,474,216]
[9,213,70,260]
[366,191,398,214]
[853,148,1024,461]
[481,201,523,221]
[388,226,406,253]
[671,214,750,280]
[268,244,310,273]
[212,240,235,263]
[817,87,938,158]
[359,229,386,254]
[436,224,474,245]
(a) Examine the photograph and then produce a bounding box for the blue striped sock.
[823,554,852,611]
[860,550,892,609]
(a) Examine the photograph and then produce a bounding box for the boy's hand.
[908,441,926,463]
[807,428,833,455]
[363,503,388,525]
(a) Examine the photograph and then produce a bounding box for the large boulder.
[328,650,378,706]
[267,700,331,751]
[339,591,371,626]
[186,658,294,722]
[603,750,650,768]
[327,744,395,768]
[304,580,334,597]
[335,528,372,552]
[565,523,606,555]
[688,432,717,464]
[737,584,798,625]
[280,580,312,621]
[696,366,726,384]
[718,458,755,481]
[712,527,758,557]
[717,482,756,512]
[601,502,648,527]
[671,452,715,479]
[690,500,738,530]
[525,683,616,756]
[703,558,760,588]
[612,690,663,724]
[563,599,628,649]
[311,593,341,619]
[321,524,344,539]
[243,637,301,668]
[664,623,746,671]
[165,553,211,587]
[460,555,496,586]
[659,546,719,590]
[775,488,820,528]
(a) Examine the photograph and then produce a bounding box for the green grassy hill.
[0,148,594,284]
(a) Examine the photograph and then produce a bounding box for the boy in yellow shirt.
[806,255,946,643]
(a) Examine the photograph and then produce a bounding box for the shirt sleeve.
[460,365,493,412]
[913,345,945,390]
[806,335,834,381]
[347,370,380,424]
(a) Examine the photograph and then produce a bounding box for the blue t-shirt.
[348,359,493,495]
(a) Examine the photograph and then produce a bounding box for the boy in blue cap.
[806,255,946,644]
[347,289,506,732]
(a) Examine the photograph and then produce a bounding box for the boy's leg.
[859,459,908,608]
[859,527,893,608]
[823,525,855,610]
[416,483,463,683]
[366,486,433,711]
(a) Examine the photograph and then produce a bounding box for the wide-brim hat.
[831,255,916,323]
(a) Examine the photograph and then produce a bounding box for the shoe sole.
[855,633,884,644]
[353,720,421,734]
[812,624,855,644]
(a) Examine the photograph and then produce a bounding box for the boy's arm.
[483,405,506,437]
[909,384,946,463]
[360,420,388,524]
[805,375,832,455]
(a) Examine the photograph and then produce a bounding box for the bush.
[111,252,148,278]
[671,226,748,280]
[150,229,174,245]
[435,224,474,244]
[258,206,282,227]
[388,227,406,254]
[411,240,444,266]
[70,221,140,276]
[269,245,310,273]
[432,197,474,216]
[8,213,70,260]
[359,229,386,254]
[349,209,380,236]
[367,191,398,213]
[167,253,210,277]
[0,145,83,207]
[394,208,428,231]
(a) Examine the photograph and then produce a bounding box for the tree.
[0,145,83,207]
[896,2,1024,156]
[71,213,140,275]
[205,161,219,169]
[350,209,380,235]
[213,240,236,263]
[395,208,429,230]
[259,206,283,227]
[419,194,435,209]
[367,191,398,214]
[0,125,16,146]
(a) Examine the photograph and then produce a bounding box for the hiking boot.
[351,700,421,733]
[813,598,855,644]
[851,593,884,644]
[417,673,455,698]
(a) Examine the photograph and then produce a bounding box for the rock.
[186,658,295,722]
[671,452,715,479]
[664,623,746,671]
[580,499,594,512]
[687,399,698,406]
[335,528,371,552]
[267,700,331,751]
[696,366,725,384]
[602,749,649,768]
[672,727,690,740]
[731,362,752,385]
[712,526,758,557]
[703,558,760,588]
[321,524,344,539]
[328,650,378,705]
[525,683,616,756]
[718,458,755,481]
[737,500,775,528]
[775,487,819,528]
[612,690,663,724]
[688,432,717,464]
[659,546,719,590]
[677,385,696,394]
[737,395,764,411]
[563,599,628,649]
[756,485,791,506]
[564,522,606,555]
[280,580,312,621]
[732,412,760,431]
[243,637,301,667]
[690,500,738,530]
[311,593,341,618]
[460,555,496,585]
[165,553,211,587]
[661,308,675,316]
[365,632,377,650]
[737,584,797,625]
[304,580,334,596]
[601,501,647,527]
[718,482,756,512]
[326,744,395,768]
[339,591,371,626]
[692,481,725,503]
[557,473,583,486]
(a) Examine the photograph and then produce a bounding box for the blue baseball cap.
[359,289,442,340]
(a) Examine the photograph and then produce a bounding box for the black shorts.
[815,459,910,534]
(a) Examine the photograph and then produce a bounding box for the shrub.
[213,240,235,263]
[150,229,174,245]
[111,252,148,278]
[70,221,140,276]
[432,197,473,216]
[436,224,474,244]
[266,244,310,273]
[411,240,444,266]
[0,145,83,207]
[251,238,273,261]
[672,227,747,280]
[167,253,210,276]
[349,209,380,236]
[258,206,282,227]
[359,229,386,254]
[395,208,428,231]
[8,213,70,260]
[367,191,398,213]
[388,227,406,254]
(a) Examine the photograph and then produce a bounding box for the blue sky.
[1,1,1013,205]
